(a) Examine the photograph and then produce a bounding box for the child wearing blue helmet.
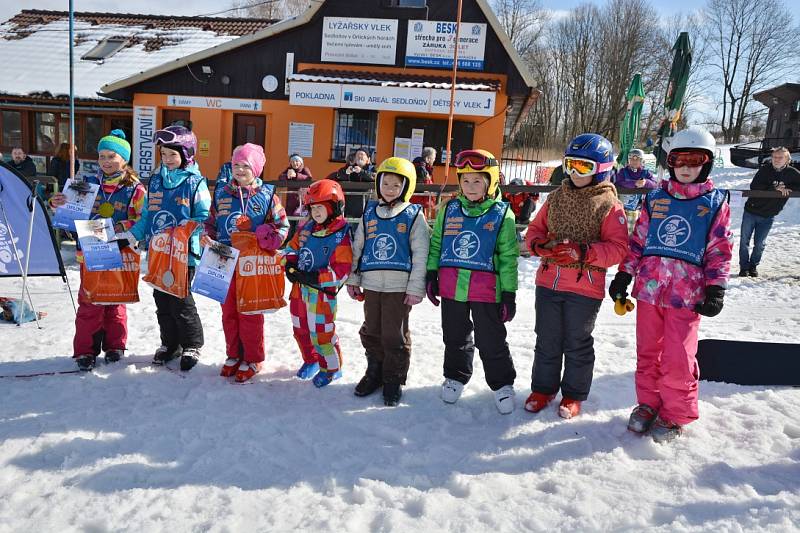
[524,133,629,419]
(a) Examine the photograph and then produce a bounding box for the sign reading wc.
[167,95,262,111]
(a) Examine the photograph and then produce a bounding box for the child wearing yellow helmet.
[346,157,430,406]
[425,149,520,415]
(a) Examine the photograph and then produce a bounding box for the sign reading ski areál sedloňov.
[406,20,487,70]
[321,17,398,65]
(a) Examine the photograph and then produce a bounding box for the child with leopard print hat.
[523,133,629,419]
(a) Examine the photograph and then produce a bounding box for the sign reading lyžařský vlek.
[321,17,398,65]
[406,20,487,70]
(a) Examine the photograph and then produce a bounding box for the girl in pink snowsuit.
[609,127,732,443]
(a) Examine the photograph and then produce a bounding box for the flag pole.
[442,0,463,187]
[68,0,77,182]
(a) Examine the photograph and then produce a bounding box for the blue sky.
[539,0,800,18]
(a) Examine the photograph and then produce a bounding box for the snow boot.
[75,354,96,372]
[627,404,658,434]
[296,362,319,380]
[524,392,555,413]
[441,378,464,404]
[104,350,123,364]
[493,385,515,415]
[748,266,759,277]
[383,382,402,407]
[354,357,382,397]
[558,397,581,419]
[220,357,240,377]
[312,369,341,388]
[650,416,683,443]
[235,362,262,383]
[153,345,180,365]
[738,269,749,277]
[180,347,201,371]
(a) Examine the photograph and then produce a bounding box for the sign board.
[166,95,262,111]
[410,128,425,160]
[321,17,398,65]
[406,20,487,70]
[133,105,156,179]
[393,137,412,160]
[290,81,495,117]
[288,122,314,158]
[289,81,341,108]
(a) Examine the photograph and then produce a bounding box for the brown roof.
[3,9,276,41]
[296,68,502,91]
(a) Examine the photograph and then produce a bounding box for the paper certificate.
[191,241,240,303]
[52,179,99,231]
[75,218,123,271]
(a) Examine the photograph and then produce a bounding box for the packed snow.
[0,165,798,531]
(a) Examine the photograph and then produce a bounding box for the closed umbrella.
[616,73,645,166]
[653,32,692,170]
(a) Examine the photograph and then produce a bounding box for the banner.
[321,17,398,65]
[191,241,239,304]
[80,247,140,305]
[133,105,156,179]
[0,163,65,277]
[405,20,487,70]
[52,179,99,231]
[75,219,123,271]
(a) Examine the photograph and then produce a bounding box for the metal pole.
[0,191,40,326]
[19,194,42,328]
[443,0,463,187]
[69,0,77,182]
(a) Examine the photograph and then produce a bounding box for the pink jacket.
[620,179,732,310]
[526,200,629,300]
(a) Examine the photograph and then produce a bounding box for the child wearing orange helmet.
[282,178,353,387]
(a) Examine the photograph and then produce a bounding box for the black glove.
[294,270,321,287]
[425,270,440,306]
[694,285,725,317]
[499,291,516,322]
[609,271,633,302]
[116,238,130,250]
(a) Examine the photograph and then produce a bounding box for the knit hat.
[97,129,131,162]
[232,143,266,177]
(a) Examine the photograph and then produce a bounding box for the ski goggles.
[453,150,498,170]
[154,128,192,146]
[667,150,711,168]
[563,156,614,178]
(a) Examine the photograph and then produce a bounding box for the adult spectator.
[9,147,37,178]
[48,143,80,191]
[549,164,566,186]
[334,148,375,219]
[412,147,436,183]
[739,146,800,277]
[279,153,313,217]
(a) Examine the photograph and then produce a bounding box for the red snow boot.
[220,357,240,377]
[558,397,581,419]
[235,362,262,383]
[524,392,556,413]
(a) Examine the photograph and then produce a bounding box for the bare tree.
[705,0,799,143]
[233,0,308,19]
[490,0,548,58]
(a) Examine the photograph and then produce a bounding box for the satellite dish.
[262,75,278,93]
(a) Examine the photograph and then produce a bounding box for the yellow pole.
[443,0,463,187]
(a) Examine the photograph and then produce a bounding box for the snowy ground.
[1,166,798,532]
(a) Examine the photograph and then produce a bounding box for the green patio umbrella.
[616,73,646,166]
[653,32,692,169]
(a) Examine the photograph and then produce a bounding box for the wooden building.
[100,0,538,182]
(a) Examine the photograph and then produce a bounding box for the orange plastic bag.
[80,247,141,304]
[231,231,286,314]
[142,221,199,298]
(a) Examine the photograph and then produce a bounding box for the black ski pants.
[153,267,204,352]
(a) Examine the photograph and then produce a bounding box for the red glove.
[530,233,557,258]
[551,242,588,266]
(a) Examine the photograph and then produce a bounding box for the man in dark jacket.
[10,147,37,178]
[739,146,800,277]
[333,148,374,219]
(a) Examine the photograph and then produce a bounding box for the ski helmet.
[564,133,615,182]
[454,149,501,197]
[375,157,417,203]
[666,126,716,182]
[304,179,345,220]
[154,125,197,167]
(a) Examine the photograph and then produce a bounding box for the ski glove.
[694,285,725,317]
[499,291,516,322]
[426,270,440,306]
[114,231,136,251]
[551,242,588,266]
[347,285,365,302]
[529,233,556,257]
[255,223,283,251]
[286,266,319,287]
[609,271,633,302]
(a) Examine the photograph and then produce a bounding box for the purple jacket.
[613,167,657,189]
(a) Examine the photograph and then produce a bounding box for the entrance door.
[233,114,266,150]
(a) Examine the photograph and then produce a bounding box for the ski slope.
[0,166,798,532]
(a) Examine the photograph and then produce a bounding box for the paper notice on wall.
[410,129,425,160]
[288,122,314,158]
[393,137,412,160]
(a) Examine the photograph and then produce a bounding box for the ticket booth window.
[332,109,378,162]
[394,117,475,164]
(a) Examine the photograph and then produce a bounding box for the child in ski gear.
[610,126,732,443]
[203,144,289,382]
[525,133,629,419]
[612,148,658,233]
[346,157,430,406]
[283,179,353,387]
[119,125,211,371]
[49,129,146,371]
[426,149,519,415]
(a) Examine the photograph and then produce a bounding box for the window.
[331,110,378,161]
[383,0,427,7]
[394,117,474,164]
[162,109,191,130]
[81,37,127,61]
[35,112,57,153]
[794,100,800,113]
[1,110,22,148]
[84,116,103,155]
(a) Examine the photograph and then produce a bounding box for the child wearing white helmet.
[609,126,733,443]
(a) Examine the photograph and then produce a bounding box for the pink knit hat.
[232,143,266,177]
